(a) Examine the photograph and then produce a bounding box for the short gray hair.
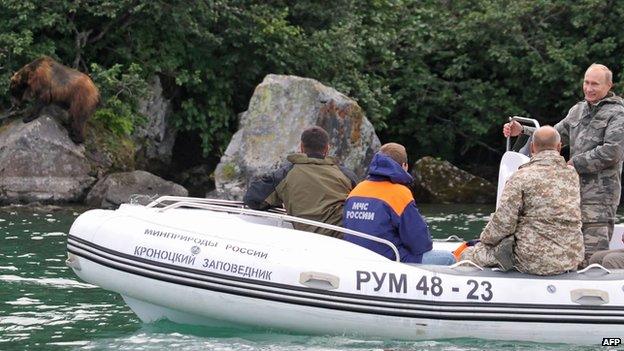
[532,125,560,152]
[587,63,613,84]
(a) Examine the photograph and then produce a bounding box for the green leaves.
[2,0,624,166]
[90,63,148,136]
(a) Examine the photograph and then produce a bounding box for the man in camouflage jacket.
[505,64,624,263]
[462,126,584,275]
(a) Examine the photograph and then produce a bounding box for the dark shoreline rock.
[412,156,496,204]
[85,170,188,209]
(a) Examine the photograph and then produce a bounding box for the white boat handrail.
[146,195,245,208]
[433,235,464,242]
[577,263,611,274]
[148,198,402,262]
[450,260,484,271]
[506,116,540,152]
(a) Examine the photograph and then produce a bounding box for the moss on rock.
[84,118,136,176]
[220,163,239,181]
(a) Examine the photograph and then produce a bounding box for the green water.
[0,204,609,350]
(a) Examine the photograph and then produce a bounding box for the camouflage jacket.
[523,94,624,222]
[481,150,584,275]
[555,93,624,222]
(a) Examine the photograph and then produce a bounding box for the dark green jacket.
[244,153,357,237]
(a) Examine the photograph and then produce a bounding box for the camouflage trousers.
[581,222,613,266]
[589,248,624,269]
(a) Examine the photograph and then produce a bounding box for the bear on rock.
[9,56,100,143]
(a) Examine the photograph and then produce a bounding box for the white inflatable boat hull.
[67,202,624,345]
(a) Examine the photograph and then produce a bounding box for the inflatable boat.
[66,117,624,345]
[66,194,624,345]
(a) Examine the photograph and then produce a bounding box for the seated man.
[461,126,584,275]
[243,126,357,238]
[343,142,455,265]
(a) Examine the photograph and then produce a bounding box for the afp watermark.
[602,338,621,347]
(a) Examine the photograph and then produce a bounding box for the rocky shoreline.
[0,75,495,208]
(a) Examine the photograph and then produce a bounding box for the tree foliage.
[1,0,624,167]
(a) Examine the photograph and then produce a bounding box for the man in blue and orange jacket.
[343,143,455,265]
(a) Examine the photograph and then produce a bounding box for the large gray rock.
[214,74,380,200]
[411,156,496,204]
[0,112,96,204]
[133,76,176,175]
[86,170,188,209]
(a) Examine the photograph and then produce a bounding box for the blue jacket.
[343,153,432,263]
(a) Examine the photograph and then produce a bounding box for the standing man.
[504,64,624,264]
[462,127,584,275]
[244,126,357,238]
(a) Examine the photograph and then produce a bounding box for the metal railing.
[147,196,245,208]
[506,116,540,152]
[144,196,401,262]
[433,235,464,242]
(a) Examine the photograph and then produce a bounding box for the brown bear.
[9,56,100,143]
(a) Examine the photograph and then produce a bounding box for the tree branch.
[432,115,502,155]
[88,1,140,45]
[73,29,92,68]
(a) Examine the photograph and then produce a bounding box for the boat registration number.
[356,271,493,301]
